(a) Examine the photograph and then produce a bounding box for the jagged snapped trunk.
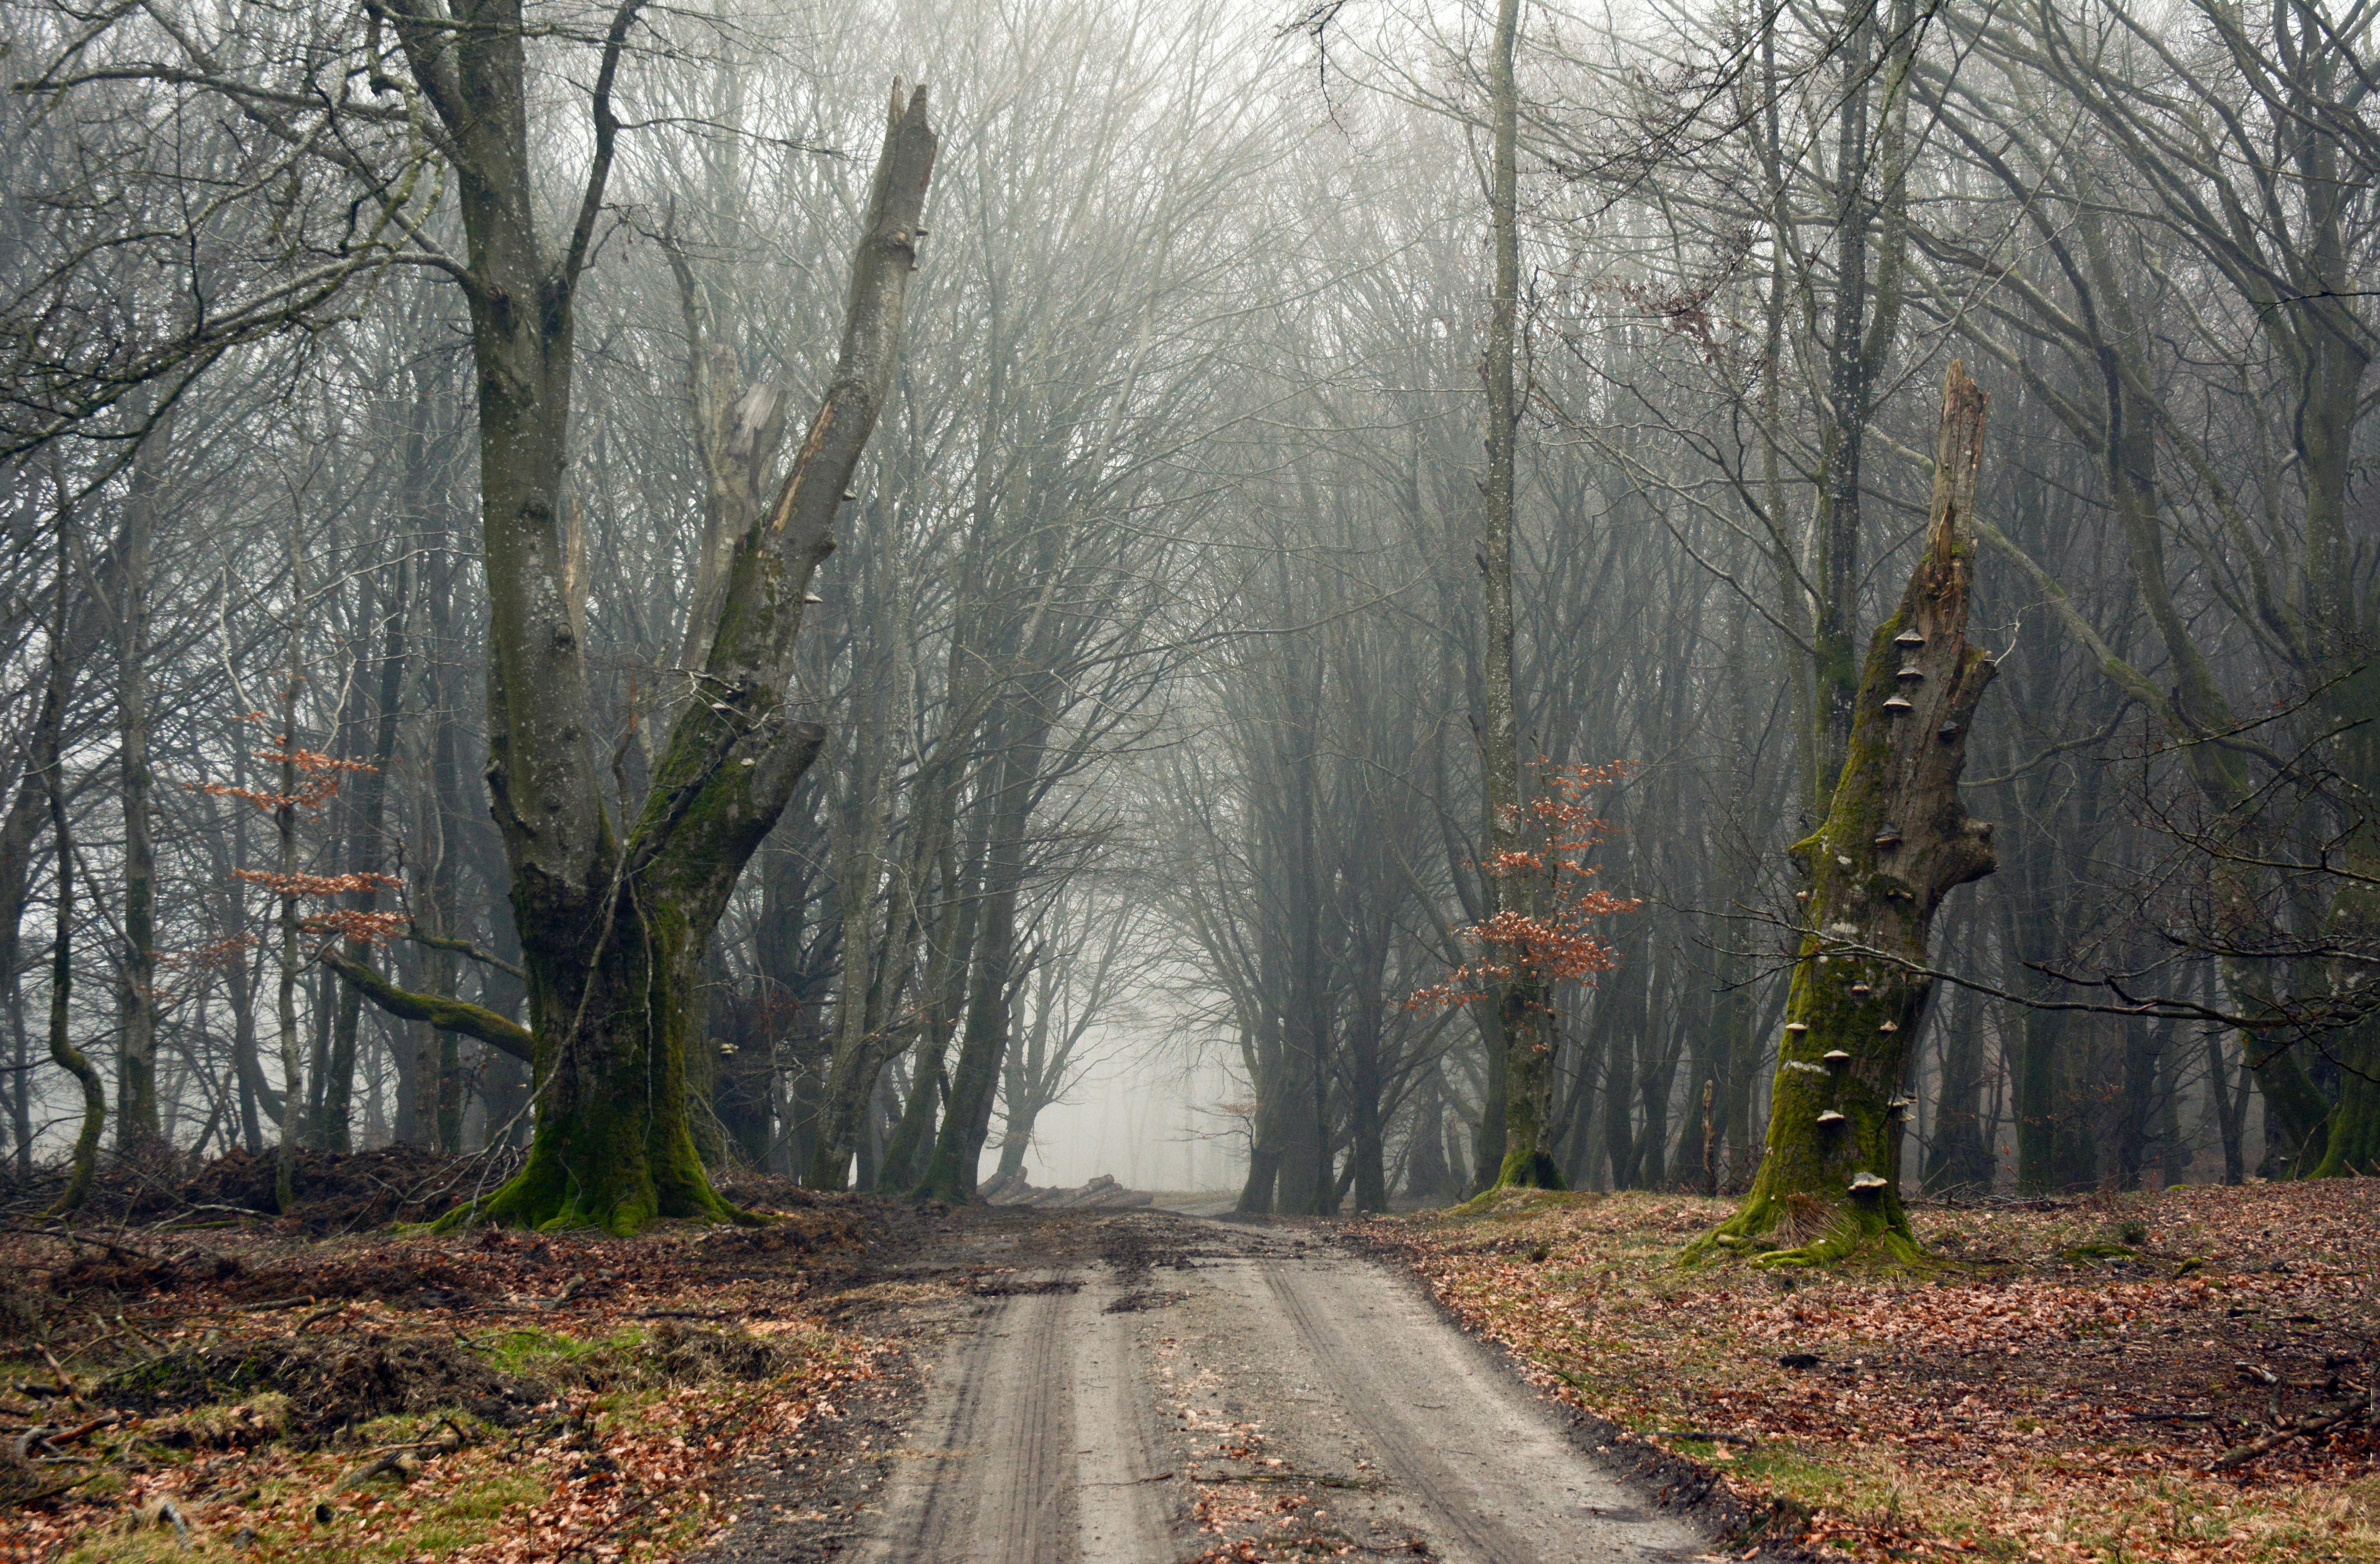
[1699,362,1997,1265]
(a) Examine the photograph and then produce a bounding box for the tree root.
[1683,1203,1932,1271]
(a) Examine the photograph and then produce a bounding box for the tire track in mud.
[863,1276,1108,1564]
[851,1215,1705,1563]
[1233,1250,1700,1562]
[1250,1256,1538,1560]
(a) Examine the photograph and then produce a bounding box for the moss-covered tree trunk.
[468,90,932,1232]
[1700,362,1997,1265]
[335,24,939,1232]
[2313,1026,2380,1175]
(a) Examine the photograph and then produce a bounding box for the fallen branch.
[42,1414,122,1449]
[335,1417,470,1491]
[2209,1402,2376,1471]
[38,1348,85,1412]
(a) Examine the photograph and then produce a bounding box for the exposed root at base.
[1681,1202,1933,1272]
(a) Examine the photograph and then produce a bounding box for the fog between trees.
[2,0,2376,1238]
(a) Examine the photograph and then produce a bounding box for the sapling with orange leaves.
[188,708,402,1209]
[1414,760,1640,1190]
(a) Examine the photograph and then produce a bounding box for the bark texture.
[1476,0,1560,1191]
[37,576,103,1216]
[1698,362,1998,1265]
[327,35,938,1230]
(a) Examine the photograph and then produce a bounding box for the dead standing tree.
[1698,362,1997,1264]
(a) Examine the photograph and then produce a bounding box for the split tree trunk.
[1700,362,1998,1265]
[337,11,938,1232]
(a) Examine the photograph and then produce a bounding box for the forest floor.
[1365,1179,2380,1563]
[1,1160,2371,1563]
[0,1154,947,1564]
[0,1154,1712,1564]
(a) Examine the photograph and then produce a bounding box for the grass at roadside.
[1367,1180,2380,1562]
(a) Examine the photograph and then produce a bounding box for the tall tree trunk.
[876,767,978,1190]
[1277,677,1329,1213]
[1406,1066,1453,1204]
[1920,963,1991,1193]
[1238,1011,1286,1214]
[0,522,127,1173]
[2116,1010,2170,1190]
[330,57,936,1230]
[1476,0,1558,1190]
[1700,363,1997,1265]
[2209,1021,2250,1186]
[1348,1027,1388,1213]
[1600,950,1641,1188]
[323,558,409,1152]
[115,401,172,1155]
[38,544,103,1214]
[273,662,303,1214]
[989,971,1049,1182]
[917,729,1042,1204]
[2155,1031,2191,1189]
[2013,988,2064,1194]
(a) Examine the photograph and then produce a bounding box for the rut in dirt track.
[857,1213,1703,1564]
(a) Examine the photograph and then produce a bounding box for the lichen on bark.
[1692,362,1998,1269]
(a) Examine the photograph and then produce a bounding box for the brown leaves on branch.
[1411,760,1640,1010]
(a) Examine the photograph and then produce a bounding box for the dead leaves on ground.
[1369,1180,2380,1563]
[0,1208,894,1562]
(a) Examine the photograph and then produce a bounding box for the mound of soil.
[639,1321,790,1384]
[169,1145,498,1232]
[50,1247,248,1298]
[710,1171,823,1211]
[0,1145,510,1234]
[104,1331,542,1435]
[693,1208,869,1261]
[980,1172,1154,1211]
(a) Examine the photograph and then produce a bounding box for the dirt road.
[835,1213,1705,1564]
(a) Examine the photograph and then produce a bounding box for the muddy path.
[694,1211,1706,1564]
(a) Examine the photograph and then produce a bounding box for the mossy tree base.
[1685,1183,1929,1270]
[446,1133,756,1236]
[1697,365,1998,1269]
[429,875,775,1236]
[1485,978,1566,1191]
[1495,1147,1565,1191]
[2311,1027,2380,1177]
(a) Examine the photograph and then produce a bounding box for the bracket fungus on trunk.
[1690,362,1999,1268]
